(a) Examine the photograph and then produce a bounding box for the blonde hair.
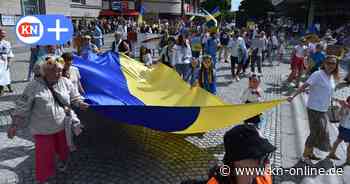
[39,56,64,77]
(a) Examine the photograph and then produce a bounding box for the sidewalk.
[0,35,292,183]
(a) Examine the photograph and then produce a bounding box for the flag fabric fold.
[73,52,285,134]
[211,6,221,18]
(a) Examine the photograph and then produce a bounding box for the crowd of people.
[1,14,350,184]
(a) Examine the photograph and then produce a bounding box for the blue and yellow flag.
[73,52,285,134]
[211,6,221,18]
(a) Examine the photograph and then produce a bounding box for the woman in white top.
[288,55,339,162]
[174,35,192,82]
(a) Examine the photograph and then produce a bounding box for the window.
[71,0,86,4]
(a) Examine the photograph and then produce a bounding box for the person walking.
[0,29,14,95]
[288,55,339,163]
[174,35,192,81]
[8,57,89,184]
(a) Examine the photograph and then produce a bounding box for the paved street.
[0,34,349,184]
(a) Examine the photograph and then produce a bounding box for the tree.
[238,0,274,20]
[235,0,274,27]
[201,0,231,12]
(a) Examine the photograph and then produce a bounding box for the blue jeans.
[175,63,191,82]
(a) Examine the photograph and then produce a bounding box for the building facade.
[272,0,350,30]
[0,0,103,43]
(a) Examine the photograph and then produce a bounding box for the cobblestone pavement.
[1,35,348,184]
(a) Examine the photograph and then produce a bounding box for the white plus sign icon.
[47,19,68,41]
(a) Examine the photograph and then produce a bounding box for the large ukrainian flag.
[73,52,284,134]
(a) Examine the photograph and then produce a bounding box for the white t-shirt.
[240,88,263,103]
[306,70,335,112]
[228,38,239,57]
[173,44,192,65]
[295,45,306,58]
[68,66,81,92]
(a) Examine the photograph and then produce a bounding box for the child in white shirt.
[241,74,263,128]
[328,96,350,166]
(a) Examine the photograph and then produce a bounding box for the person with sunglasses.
[7,57,89,184]
[288,55,340,163]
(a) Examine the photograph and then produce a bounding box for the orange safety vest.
[207,177,219,184]
[206,174,272,184]
[256,171,272,184]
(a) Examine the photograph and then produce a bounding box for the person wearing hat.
[207,125,276,184]
[7,56,89,184]
[288,55,340,163]
[0,29,14,95]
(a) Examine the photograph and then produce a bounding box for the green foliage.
[238,0,274,20]
[201,0,231,12]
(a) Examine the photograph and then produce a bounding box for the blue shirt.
[205,37,218,56]
[311,51,326,69]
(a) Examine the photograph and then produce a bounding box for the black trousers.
[230,56,238,77]
[251,54,262,73]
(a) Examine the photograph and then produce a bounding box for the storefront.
[100,0,139,19]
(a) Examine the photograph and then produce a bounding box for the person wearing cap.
[288,55,339,163]
[0,29,14,95]
[7,57,89,184]
[207,125,276,184]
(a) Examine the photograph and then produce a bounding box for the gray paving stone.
[0,35,312,183]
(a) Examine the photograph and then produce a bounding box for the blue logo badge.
[16,15,73,45]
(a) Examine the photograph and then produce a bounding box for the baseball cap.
[223,125,276,163]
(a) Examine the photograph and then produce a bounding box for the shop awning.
[100,10,139,16]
